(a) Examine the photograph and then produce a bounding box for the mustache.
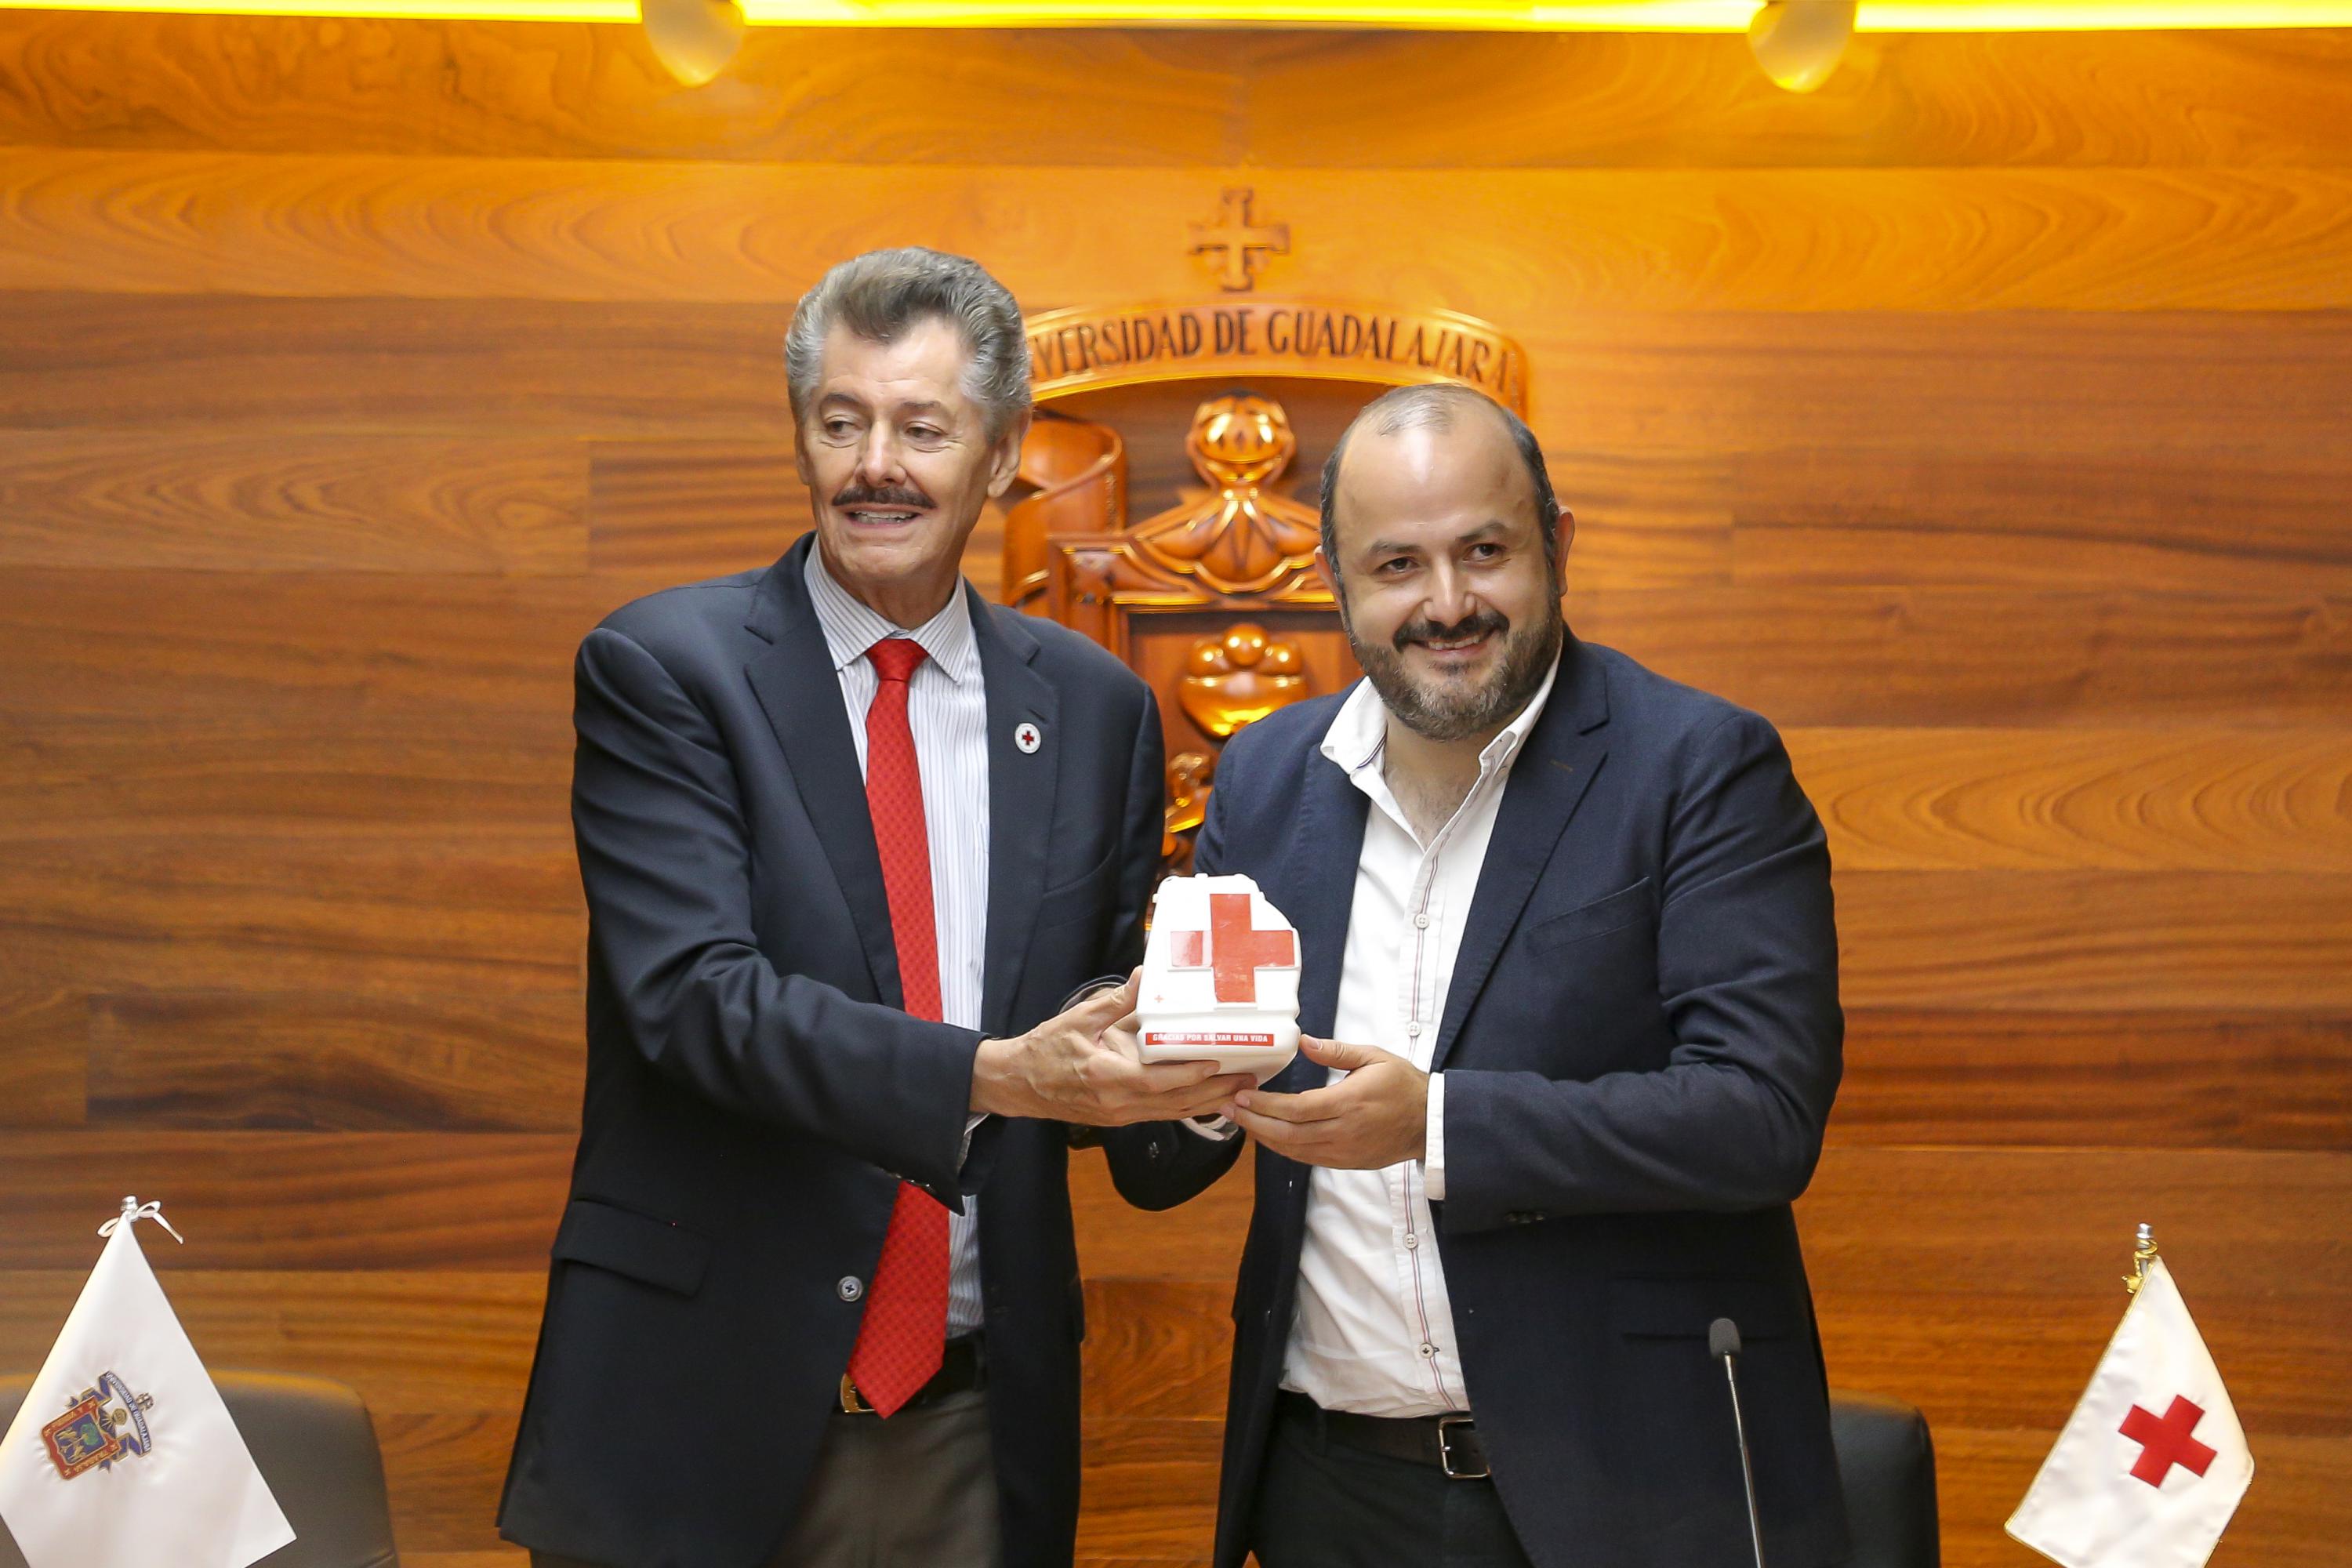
[832,481,933,510]
[1393,607,1509,652]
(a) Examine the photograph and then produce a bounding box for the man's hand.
[971,974,1257,1126]
[1226,1036,1428,1169]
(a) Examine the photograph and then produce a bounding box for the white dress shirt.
[1277,652,1561,1417]
[804,546,990,1337]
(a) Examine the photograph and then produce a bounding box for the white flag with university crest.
[0,1203,294,1568]
[2007,1258,2253,1568]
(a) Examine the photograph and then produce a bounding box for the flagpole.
[2123,1221,2157,1295]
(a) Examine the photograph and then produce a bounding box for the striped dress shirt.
[804,546,990,1336]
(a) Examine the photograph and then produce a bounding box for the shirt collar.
[1319,643,1563,782]
[804,540,980,685]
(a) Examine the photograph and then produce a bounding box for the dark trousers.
[530,1388,1001,1568]
[1249,1397,1536,1568]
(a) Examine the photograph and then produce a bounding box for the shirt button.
[1406,1022,1422,1039]
[1414,913,1430,930]
[1419,1342,1436,1359]
[1404,1232,1420,1249]
[837,1276,863,1302]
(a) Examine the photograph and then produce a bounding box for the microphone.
[1709,1317,1768,1568]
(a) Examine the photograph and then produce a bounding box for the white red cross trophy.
[1136,873,1301,1083]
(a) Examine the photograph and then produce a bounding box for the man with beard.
[1110,384,1849,1568]
[499,248,1253,1568]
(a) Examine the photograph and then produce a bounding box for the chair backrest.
[0,1370,396,1568]
[1830,1389,1940,1568]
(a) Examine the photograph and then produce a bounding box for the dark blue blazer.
[1117,633,1850,1568]
[499,534,1168,1568]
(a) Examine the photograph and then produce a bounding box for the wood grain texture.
[1935,1429,2350,1568]
[0,985,86,1127]
[0,432,586,575]
[1071,1417,1223,1562]
[4,19,2348,171]
[1733,445,2352,596]
[1239,27,2352,172]
[1836,872,2352,1011]
[0,1134,572,1269]
[16,298,2352,453]
[1083,1277,1232,1423]
[0,569,587,731]
[1072,1153,1253,1286]
[587,440,810,576]
[1581,588,2352,727]
[377,1411,518,1552]
[86,990,583,1132]
[0,830,580,996]
[1836,1011,2352,1151]
[1786,728,2352,873]
[0,16,1248,166]
[0,1270,543,1415]
[1788,1147,2343,1439]
[9,150,2352,312]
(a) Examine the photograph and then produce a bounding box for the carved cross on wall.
[1189,188,1290,292]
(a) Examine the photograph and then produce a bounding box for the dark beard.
[1342,596,1563,744]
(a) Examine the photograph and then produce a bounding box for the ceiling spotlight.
[1747,1,1856,94]
[641,0,745,86]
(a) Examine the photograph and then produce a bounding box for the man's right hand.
[970,975,1256,1125]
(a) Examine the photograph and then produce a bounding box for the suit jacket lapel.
[742,535,902,1007]
[1267,728,1369,1091]
[1429,636,1612,1074]
[974,594,1058,1039]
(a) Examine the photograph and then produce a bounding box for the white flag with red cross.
[2007,1257,2253,1568]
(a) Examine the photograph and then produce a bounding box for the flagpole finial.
[100,1196,184,1244]
[2125,1222,2158,1294]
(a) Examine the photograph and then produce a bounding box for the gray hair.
[1318,383,1563,575]
[784,247,1031,440]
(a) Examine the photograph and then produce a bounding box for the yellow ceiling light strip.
[5,0,2351,27]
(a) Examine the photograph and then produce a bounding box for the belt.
[839,1335,985,1415]
[1276,1389,1491,1480]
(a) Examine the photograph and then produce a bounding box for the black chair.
[1830,1389,1940,1568]
[0,1370,397,1568]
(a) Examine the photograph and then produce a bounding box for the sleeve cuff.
[959,1112,987,1171]
[1181,1114,1242,1141]
[1421,1073,1446,1201]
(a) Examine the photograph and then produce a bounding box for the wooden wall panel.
[0,1134,572,1269]
[9,150,2352,313]
[1835,872,2352,1011]
[0,432,586,574]
[14,296,2352,451]
[5,18,2348,171]
[2,16,2347,1568]
[1835,1011,2352,1151]
[1788,728,2352,873]
[1731,445,2352,597]
[0,987,87,1129]
[85,990,583,1132]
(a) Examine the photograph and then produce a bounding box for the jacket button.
[837,1276,863,1302]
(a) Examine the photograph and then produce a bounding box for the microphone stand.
[1710,1316,1768,1568]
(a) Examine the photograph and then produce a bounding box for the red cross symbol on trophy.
[2119,1396,2218,1487]
[1168,891,1298,1004]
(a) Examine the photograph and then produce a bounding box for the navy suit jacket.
[499,534,1168,1568]
[1116,633,1851,1568]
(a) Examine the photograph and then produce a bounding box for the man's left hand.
[1226,1036,1428,1169]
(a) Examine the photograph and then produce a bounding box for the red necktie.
[844,636,950,1417]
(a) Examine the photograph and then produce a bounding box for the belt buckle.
[839,1373,873,1415]
[1436,1414,1488,1479]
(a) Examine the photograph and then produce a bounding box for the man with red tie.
[499,249,1251,1568]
